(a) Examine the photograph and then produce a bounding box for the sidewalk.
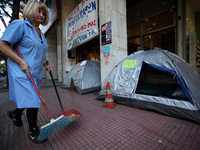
[0,78,200,150]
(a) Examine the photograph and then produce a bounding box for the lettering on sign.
[67,0,98,50]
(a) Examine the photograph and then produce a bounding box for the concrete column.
[60,0,76,82]
[42,32,58,80]
[177,0,183,58]
[177,0,186,60]
[99,0,127,81]
[57,22,62,82]
[44,34,57,80]
[182,0,187,61]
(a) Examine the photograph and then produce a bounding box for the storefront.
[76,36,100,63]
[40,0,200,82]
[127,0,176,54]
[66,0,99,62]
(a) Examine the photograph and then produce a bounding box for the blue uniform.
[1,20,48,108]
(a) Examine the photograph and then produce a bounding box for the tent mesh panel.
[135,63,189,101]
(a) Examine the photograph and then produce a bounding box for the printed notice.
[101,21,111,46]
[122,60,137,68]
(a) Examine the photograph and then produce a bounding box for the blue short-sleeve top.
[1,20,48,108]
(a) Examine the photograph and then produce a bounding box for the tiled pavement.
[0,79,200,150]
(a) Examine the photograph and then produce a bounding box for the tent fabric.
[62,60,101,94]
[97,48,200,123]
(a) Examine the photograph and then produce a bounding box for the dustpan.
[57,109,82,120]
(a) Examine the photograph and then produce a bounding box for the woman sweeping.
[0,0,52,144]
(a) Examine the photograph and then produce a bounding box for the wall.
[177,0,184,58]
[59,0,77,82]
[186,4,196,35]
[60,0,128,82]
[45,34,57,79]
[197,12,200,41]
[57,20,63,82]
[99,0,127,81]
[186,2,196,68]
[39,0,59,80]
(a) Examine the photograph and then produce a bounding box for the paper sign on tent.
[123,60,137,68]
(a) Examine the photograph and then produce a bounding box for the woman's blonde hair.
[23,0,49,26]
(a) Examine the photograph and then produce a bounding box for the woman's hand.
[0,41,31,78]
[19,59,31,78]
[43,60,52,72]
[45,64,52,72]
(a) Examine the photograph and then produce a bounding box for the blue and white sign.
[67,0,98,50]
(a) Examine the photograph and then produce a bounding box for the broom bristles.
[38,115,73,140]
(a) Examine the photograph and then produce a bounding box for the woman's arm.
[0,40,30,76]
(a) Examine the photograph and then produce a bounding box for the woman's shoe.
[28,127,48,144]
[8,111,23,127]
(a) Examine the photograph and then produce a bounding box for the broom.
[16,44,74,140]
[16,45,74,140]
[1,16,73,140]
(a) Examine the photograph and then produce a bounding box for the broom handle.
[46,60,64,112]
[1,17,52,119]
[0,16,7,28]
[15,46,52,119]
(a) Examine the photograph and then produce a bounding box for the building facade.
[40,0,200,82]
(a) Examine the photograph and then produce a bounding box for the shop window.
[143,9,175,33]
[68,50,75,59]
[76,37,100,63]
[127,22,140,38]
[144,28,175,52]
[128,9,176,54]
[128,37,141,55]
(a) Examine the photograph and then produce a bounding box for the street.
[0,76,7,88]
[0,78,200,150]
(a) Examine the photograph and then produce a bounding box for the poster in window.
[101,21,111,46]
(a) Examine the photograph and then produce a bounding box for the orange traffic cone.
[69,78,75,92]
[103,82,116,108]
